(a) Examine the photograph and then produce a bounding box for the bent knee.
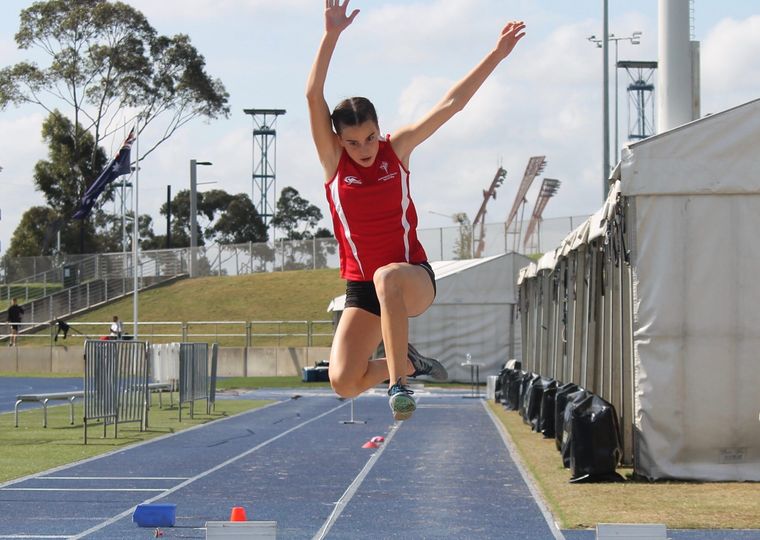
[328,368,362,398]
[373,264,404,300]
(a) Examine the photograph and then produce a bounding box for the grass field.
[26,268,346,347]
[0,394,269,484]
[489,402,760,530]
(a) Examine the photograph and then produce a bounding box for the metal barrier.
[208,343,218,414]
[83,340,149,444]
[178,342,209,421]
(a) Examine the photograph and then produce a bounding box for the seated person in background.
[109,315,123,340]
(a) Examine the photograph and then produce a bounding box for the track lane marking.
[482,400,565,540]
[311,397,419,540]
[66,400,348,540]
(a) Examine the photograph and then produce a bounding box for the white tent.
[621,98,760,481]
[328,253,531,382]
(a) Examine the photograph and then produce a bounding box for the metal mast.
[472,167,506,258]
[505,156,546,252]
[620,61,657,141]
[243,108,286,238]
[523,178,561,254]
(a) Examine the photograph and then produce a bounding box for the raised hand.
[495,21,526,59]
[325,0,359,34]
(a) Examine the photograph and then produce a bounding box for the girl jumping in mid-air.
[306,0,525,420]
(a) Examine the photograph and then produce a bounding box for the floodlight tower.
[523,178,561,254]
[244,108,286,239]
[505,156,546,252]
[472,166,507,258]
[620,61,658,141]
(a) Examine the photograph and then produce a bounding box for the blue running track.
[1,379,758,539]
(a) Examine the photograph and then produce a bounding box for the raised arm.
[391,21,526,167]
[306,0,360,179]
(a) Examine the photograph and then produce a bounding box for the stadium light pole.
[586,24,641,200]
[586,0,611,200]
[189,159,212,277]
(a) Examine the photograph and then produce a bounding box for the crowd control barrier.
[83,340,149,444]
[179,342,209,421]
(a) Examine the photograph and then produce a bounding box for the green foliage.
[156,189,269,249]
[34,112,108,215]
[272,187,325,240]
[271,187,335,270]
[1,0,229,160]
[210,193,269,245]
[2,0,230,255]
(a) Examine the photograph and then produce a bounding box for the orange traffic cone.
[230,506,247,521]
[362,440,379,449]
[370,436,385,443]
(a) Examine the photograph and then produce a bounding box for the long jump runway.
[0,388,561,539]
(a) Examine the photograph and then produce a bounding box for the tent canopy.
[621,98,760,195]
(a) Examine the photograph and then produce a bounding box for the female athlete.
[306,0,525,419]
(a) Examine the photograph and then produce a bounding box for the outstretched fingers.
[496,20,526,57]
[325,0,360,32]
[502,20,526,38]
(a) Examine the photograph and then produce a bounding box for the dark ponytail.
[331,97,378,135]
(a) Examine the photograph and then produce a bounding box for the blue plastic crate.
[132,503,176,527]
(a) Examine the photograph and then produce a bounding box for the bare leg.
[329,306,422,398]
[373,263,435,390]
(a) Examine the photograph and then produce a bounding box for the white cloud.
[126,0,315,23]
[0,113,48,251]
[701,15,760,113]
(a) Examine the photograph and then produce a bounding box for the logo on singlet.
[344,176,362,185]
[379,161,389,174]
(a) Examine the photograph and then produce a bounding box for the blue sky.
[1,0,759,255]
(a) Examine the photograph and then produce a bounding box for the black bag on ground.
[554,382,580,451]
[504,369,523,410]
[519,373,539,423]
[538,382,558,438]
[497,360,521,406]
[567,394,624,483]
[527,377,556,432]
[560,388,590,467]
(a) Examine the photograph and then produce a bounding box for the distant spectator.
[8,298,24,347]
[109,315,123,340]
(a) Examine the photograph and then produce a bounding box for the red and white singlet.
[325,139,427,281]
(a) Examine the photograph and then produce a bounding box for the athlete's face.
[338,121,380,167]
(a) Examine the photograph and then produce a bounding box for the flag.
[72,128,136,220]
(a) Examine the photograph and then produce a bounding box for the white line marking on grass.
[67,400,348,540]
[311,397,415,540]
[482,400,565,540]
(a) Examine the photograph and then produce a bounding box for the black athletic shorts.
[344,261,436,317]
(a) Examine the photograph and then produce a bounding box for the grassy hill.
[62,268,345,346]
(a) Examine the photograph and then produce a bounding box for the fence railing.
[1,215,589,287]
[3,319,336,348]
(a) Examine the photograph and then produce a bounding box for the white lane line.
[34,476,189,481]
[311,398,415,540]
[1,488,166,492]
[0,534,69,538]
[68,400,348,540]
[0,399,284,490]
[482,400,565,540]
